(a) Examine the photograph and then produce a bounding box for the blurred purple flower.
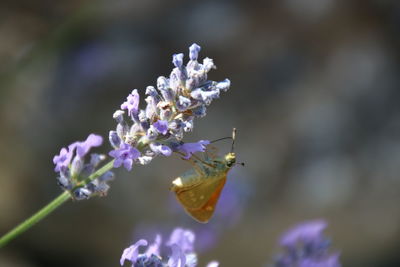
[121,228,218,267]
[280,220,327,248]
[168,244,187,267]
[166,228,195,254]
[121,239,148,265]
[274,220,341,267]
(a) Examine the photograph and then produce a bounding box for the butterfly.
[170,128,242,223]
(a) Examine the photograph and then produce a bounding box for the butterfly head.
[224,152,236,168]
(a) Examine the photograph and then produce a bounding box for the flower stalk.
[0,160,115,248]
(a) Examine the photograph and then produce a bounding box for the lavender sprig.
[0,43,231,247]
[109,43,230,171]
[120,228,219,267]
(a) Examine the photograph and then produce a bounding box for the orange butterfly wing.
[179,177,227,223]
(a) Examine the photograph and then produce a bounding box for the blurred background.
[1,0,400,266]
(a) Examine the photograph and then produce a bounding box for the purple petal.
[178,140,210,160]
[145,235,162,258]
[120,239,148,266]
[113,158,123,168]
[190,88,220,105]
[76,134,103,158]
[109,143,141,171]
[53,142,78,172]
[216,79,231,92]
[150,143,172,156]
[172,53,184,68]
[153,120,169,135]
[157,76,169,91]
[189,43,201,61]
[167,244,186,267]
[202,57,215,72]
[166,228,195,254]
[176,96,191,111]
[121,89,140,117]
[280,220,327,248]
[123,158,133,171]
[109,131,121,148]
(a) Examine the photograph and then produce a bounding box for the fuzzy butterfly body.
[171,152,236,223]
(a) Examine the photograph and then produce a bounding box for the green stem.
[0,159,115,248]
[0,191,70,248]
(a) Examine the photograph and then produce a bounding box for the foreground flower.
[109,43,230,170]
[274,220,341,267]
[53,134,114,200]
[121,228,219,267]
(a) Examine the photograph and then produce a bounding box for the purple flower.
[154,120,169,135]
[120,239,148,266]
[76,134,103,158]
[53,145,76,172]
[53,134,115,200]
[172,53,184,68]
[280,220,327,248]
[109,143,141,171]
[178,140,210,159]
[166,228,195,254]
[168,244,187,267]
[120,227,221,266]
[274,220,341,267]
[53,134,102,172]
[216,79,231,92]
[145,235,162,258]
[121,89,140,117]
[109,131,121,149]
[190,88,220,105]
[150,143,172,157]
[189,43,201,61]
[176,96,191,111]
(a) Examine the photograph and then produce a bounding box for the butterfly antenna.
[210,137,232,143]
[231,128,236,153]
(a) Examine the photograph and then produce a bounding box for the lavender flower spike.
[274,220,341,267]
[53,134,115,200]
[109,43,230,171]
